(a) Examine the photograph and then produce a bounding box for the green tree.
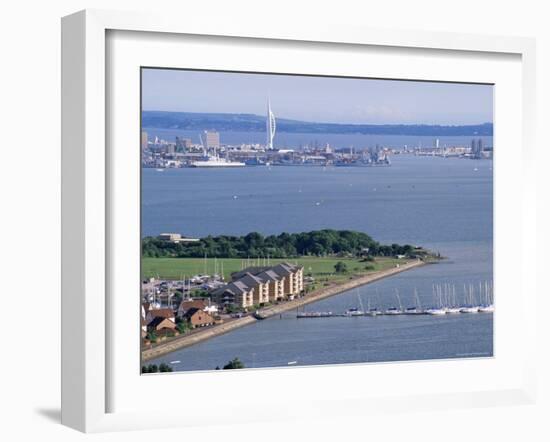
[159,363,173,372]
[223,357,245,370]
[176,320,189,334]
[146,330,157,343]
[146,364,159,373]
[334,261,348,273]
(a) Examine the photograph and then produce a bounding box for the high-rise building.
[204,130,220,150]
[176,136,192,152]
[266,98,276,150]
[471,138,483,159]
[141,131,148,152]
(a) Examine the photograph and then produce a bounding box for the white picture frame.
[61,9,537,433]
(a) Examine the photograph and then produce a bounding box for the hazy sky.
[142,68,493,125]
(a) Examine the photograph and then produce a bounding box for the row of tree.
[142,229,417,259]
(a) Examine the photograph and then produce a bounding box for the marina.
[296,281,493,318]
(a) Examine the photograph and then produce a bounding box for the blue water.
[142,154,493,372]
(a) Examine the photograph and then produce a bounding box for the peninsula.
[141,229,439,361]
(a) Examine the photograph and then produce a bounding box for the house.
[147,316,177,334]
[176,299,207,318]
[146,308,175,324]
[184,308,215,328]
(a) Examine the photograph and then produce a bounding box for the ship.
[191,155,246,168]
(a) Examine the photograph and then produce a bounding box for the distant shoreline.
[142,111,493,136]
[141,259,426,362]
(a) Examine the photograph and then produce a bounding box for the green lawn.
[141,256,403,282]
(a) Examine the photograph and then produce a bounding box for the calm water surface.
[142,154,493,371]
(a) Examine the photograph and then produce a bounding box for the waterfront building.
[204,130,220,150]
[146,308,175,324]
[211,280,255,309]
[184,308,215,328]
[176,299,207,318]
[266,98,276,150]
[212,262,304,309]
[238,273,270,305]
[256,269,285,302]
[146,307,176,336]
[175,136,193,152]
[147,317,177,335]
[271,263,304,297]
[141,131,148,152]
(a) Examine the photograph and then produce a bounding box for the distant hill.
[141,110,493,136]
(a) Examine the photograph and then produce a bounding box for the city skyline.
[142,68,494,126]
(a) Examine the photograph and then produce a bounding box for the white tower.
[266,98,276,150]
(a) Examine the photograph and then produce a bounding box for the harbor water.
[142,149,493,372]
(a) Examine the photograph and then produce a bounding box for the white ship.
[191,155,245,168]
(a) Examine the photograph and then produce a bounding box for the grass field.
[141,256,404,283]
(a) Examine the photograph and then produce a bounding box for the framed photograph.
[62,9,537,432]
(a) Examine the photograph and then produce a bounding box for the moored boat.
[426,308,447,315]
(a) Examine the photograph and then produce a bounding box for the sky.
[142,68,493,126]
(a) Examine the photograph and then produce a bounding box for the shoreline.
[141,259,427,362]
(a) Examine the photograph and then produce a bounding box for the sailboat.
[404,288,424,314]
[385,289,404,315]
[478,281,495,312]
[446,284,461,313]
[366,295,382,316]
[460,284,479,313]
[426,284,447,315]
[345,292,366,316]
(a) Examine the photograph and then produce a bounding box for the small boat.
[446,307,461,314]
[155,168,164,172]
[478,305,494,313]
[170,360,181,364]
[459,306,479,313]
[426,308,447,315]
[344,308,365,317]
[287,361,297,365]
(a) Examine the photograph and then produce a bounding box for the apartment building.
[211,262,304,309]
